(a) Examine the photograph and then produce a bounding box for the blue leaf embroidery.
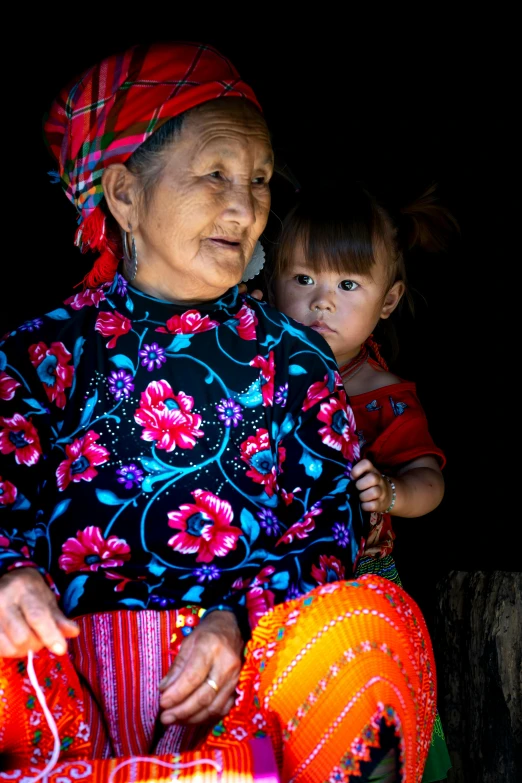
[63,575,89,614]
[22,398,48,414]
[299,449,323,479]
[80,391,98,428]
[148,555,166,577]
[270,571,290,590]
[119,598,147,608]
[95,489,125,506]
[288,365,306,375]
[110,354,135,372]
[240,508,260,544]
[0,351,6,371]
[140,457,167,474]
[45,308,70,321]
[48,499,71,524]
[182,585,205,602]
[237,379,263,408]
[73,337,86,369]
[166,334,192,353]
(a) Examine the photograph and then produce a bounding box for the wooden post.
[433,571,522,783]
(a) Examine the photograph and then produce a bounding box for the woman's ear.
[380,281,405,320]
[102,164,140,232]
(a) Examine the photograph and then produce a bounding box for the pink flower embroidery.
[317,397,360,462]
[58,526,130,573]
[234,303,258,340]
[134,380,203,452]
[155,310,219,334]
[56,430,110,491]
[0,413,42,466]
[302,375,331,412]
[0,371,21,401]
[167,489,242,563]
[64,287,107,310]
[276,505,322,546]
[249,352,275,407]
[0,475,17,506]
[94,311,132,349]
[239,428,285,497]
[0,534,10,547]
[236,566,277,629]
[29,341,74,409]
[311,554,345,585]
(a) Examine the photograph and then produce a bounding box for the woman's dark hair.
[267,181,459,358]
[125,114,186,204]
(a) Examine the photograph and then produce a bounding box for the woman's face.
[132,98,273,303]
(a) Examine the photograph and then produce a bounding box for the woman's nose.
[223,184,256,227]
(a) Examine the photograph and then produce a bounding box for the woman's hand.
[0,568,79,658]
[351,459,392,513]
[158,609,244,725]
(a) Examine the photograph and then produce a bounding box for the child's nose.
[310,292,335,312]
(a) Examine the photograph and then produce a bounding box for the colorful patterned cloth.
[44,42,261,219]
[0,274,363,633]
[0,576,437,782]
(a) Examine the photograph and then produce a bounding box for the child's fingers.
[355,472,381,492]
[359,486,382,504]
[250,289,264,300]
[350,459,374,480]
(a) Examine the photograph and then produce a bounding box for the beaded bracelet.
[381,474,397,513]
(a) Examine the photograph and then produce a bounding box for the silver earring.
[123,231,138,281]
[242,240,265,282]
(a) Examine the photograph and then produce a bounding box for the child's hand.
[351,459,393,513]
[237,283,264,300]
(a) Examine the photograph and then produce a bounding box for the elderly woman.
[0,42,435,782]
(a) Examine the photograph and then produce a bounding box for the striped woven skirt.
[0,575,436,782]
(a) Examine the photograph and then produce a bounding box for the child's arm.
[351,456,444,518]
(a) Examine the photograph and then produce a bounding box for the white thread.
[108,755,223,782]
[25,649,61,782]
[23,653,223,782]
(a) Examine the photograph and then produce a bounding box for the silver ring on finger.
[206,677,219,694]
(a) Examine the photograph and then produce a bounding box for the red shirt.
[350,380,445,559]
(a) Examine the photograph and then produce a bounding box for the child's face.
[274,241,400,365]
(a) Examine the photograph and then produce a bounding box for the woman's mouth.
[207,236,242,252]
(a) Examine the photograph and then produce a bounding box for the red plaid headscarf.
[44,42,262,288]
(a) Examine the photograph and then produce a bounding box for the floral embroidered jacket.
[0,274,363,632]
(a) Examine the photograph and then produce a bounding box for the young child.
[253,181,458,782]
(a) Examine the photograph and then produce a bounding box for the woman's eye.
[295,275,314,286]
[252,176,267,185]
[209,171,222,180]
[339,280,359,291]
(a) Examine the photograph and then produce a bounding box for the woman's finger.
[20,593,70,655]
[159,646,210,707]
[161,673,238,724]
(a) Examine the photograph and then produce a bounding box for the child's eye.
[294,275,314,286]
[339,280,359,291]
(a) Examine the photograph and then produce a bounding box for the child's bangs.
[275,194,379,279]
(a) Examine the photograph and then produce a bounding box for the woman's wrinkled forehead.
[183,99,273,166]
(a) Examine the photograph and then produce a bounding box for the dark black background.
[2,16,518,622]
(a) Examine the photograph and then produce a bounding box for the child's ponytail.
[398,183,460,254]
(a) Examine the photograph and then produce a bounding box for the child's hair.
[267,180,459,357]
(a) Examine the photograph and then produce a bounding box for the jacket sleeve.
[0,331,58,594]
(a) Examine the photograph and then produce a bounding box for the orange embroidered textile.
[0,576,436,781]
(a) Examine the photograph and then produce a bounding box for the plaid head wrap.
[43,42,262,287]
